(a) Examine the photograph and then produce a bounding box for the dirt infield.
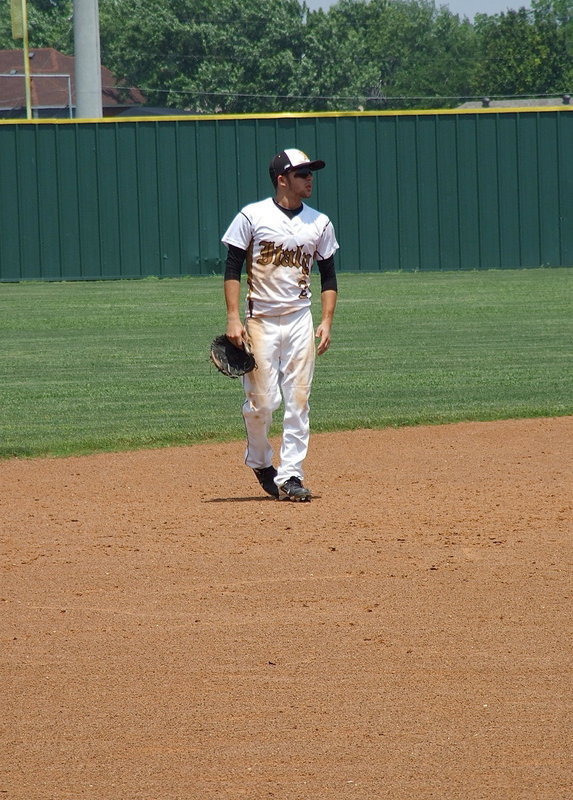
[2,417,572,800]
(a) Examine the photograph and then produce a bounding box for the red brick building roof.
[0,47,145,116]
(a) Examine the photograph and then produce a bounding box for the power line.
[113,86,573,103]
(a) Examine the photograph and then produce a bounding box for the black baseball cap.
[269,148,326,184]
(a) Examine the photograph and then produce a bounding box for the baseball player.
[222,147,339,501]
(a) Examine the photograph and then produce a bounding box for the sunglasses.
[291,169,313,179]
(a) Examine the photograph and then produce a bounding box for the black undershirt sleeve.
[318,255,338,293]
[224,244,247,281]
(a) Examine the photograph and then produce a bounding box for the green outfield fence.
[0,107,572,281]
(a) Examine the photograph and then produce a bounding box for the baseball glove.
[209,334,256,378]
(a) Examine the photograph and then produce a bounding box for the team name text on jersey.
[257,241,313,273]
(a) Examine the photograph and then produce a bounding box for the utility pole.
[73,0,103,118]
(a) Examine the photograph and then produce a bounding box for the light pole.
[73,0,103,118]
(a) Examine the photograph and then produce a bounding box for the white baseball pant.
[242,307,316,486]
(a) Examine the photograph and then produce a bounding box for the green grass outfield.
[1,268,571,459]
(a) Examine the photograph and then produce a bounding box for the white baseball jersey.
[222,197,339,317]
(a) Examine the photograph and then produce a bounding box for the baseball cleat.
[253,466,279,498]
[278,476,312,502]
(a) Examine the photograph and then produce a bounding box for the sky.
[304,0,530,20]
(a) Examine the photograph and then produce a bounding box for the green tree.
[297,1,381,110]
[365,0,477,107]
[0,0,73,52]
[472,4,571,96]
[531,0,573,88]
[98,0,309,112]
[299,0,477,110]
[2,0,568,114]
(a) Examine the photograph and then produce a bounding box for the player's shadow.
[205,495,274,503]
[205,495,319,503]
